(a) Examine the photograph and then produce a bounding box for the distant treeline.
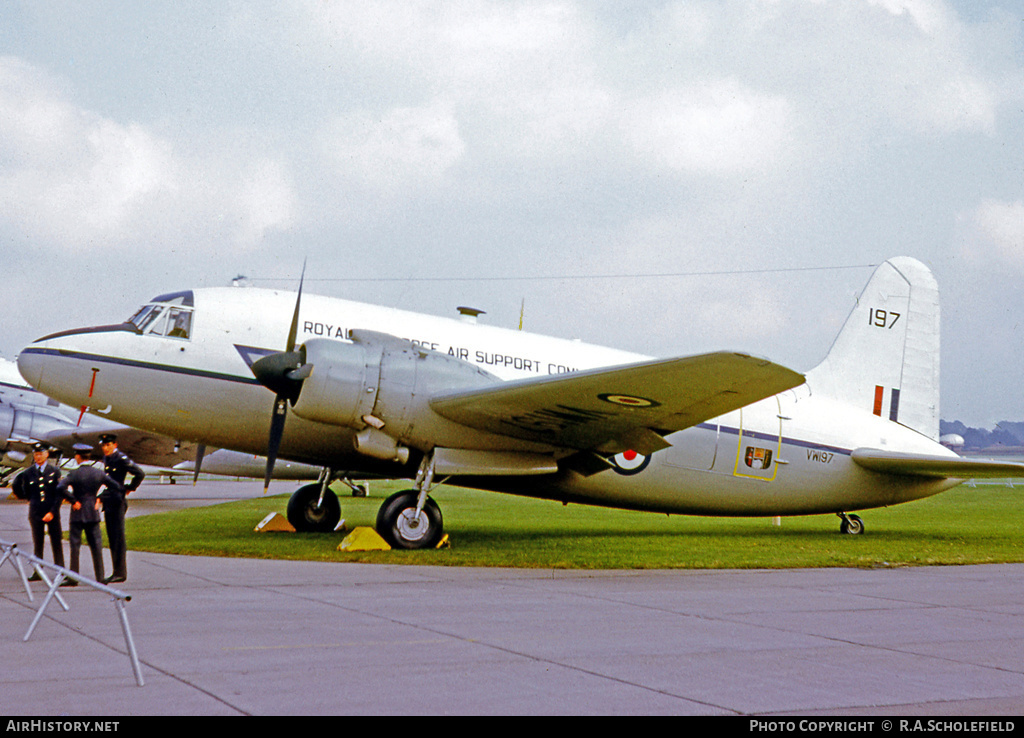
[941,420,1024,450]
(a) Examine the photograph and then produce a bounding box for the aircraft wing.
[431,352,805,455]
[851,449,1024,479]
[40,426,202,467]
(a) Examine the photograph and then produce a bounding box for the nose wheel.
[838,513,864,535]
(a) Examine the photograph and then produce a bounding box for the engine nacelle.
[289,332,500,453]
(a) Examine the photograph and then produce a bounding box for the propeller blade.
[264,397,288,493]
[285,260,306,353]
[287,363,313,381]
[192,443,206,486]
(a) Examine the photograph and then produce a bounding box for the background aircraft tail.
[805,257,940,441]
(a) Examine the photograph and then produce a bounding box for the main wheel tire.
[287,484,341,532]
[376,490,444,550]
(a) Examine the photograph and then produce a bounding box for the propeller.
[192,443,206,486]
[250,264,310,492]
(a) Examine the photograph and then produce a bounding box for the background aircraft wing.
[431,351,804,455]
[41,426,203,467]
[852,449,1024,479]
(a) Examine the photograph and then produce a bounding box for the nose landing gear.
[838,512,864,535]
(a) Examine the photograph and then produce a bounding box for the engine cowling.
[289,331,500,456]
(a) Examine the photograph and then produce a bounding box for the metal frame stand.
[0,537,144,686]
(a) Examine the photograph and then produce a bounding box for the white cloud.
[300,1,609,161]
[322,104,465,194]
[622,79,794,176]
[231,159,301,247]
[907,74,998,136]
[0,56,296,252]
[867,0,951,35]
[857,1,999,136]
[964,199,1024,269]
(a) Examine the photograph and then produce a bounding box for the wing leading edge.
[431,352,805,455]
[852,449,1024,479]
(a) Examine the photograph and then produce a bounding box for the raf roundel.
[609,449,651,475]
[597,393,661,408]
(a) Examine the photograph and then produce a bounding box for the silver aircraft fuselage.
[18,286,959,517]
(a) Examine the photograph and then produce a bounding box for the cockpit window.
[127,292,195,340]
[128,305,164,332]
[166,307,192,338]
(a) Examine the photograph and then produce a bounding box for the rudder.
[806,257,940,440]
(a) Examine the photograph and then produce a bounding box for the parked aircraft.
[17,257,1024,547]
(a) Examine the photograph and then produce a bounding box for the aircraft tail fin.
[805,257,940,441]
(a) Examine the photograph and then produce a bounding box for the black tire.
[376,490,444,549]
[287,484,341,532]
[840,514,864,535]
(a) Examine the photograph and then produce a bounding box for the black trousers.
[102,497,127,578]
[69,520,105,582]
[28,515,64,567]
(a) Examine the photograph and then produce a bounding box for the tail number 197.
[869,308,901,329]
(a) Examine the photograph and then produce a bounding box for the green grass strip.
[125,481,1024,569]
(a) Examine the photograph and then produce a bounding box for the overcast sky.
[1,1,1022,427]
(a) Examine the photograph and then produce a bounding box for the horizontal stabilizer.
[852,448,1024,479]
[431,352,804,455]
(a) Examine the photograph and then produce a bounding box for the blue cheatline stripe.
[889,388,901,422]
[697,422,852,457]
[19,347,261,386]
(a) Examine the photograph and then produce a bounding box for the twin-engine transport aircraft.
[17,257,1024,548]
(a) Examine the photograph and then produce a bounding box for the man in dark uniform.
[98,433,144,584]
[58,444,122,584]
[12,443,65,574]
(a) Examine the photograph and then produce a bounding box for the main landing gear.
[375,455,445,550]
[838,512,864,535]
[284,457,446,549]
[286,474,342,533]
[376,491,444,549]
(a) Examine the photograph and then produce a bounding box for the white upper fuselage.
[18,286,959,517]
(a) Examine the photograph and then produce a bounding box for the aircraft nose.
[17,345,44,389]
[17,327,94,399]
[17,322,130,408]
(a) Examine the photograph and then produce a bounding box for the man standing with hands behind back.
[98,434,144,584]
[59,443,122,584]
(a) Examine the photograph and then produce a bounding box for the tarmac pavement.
[2,480,1024,716]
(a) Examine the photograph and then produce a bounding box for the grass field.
[124,479,1024,569]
